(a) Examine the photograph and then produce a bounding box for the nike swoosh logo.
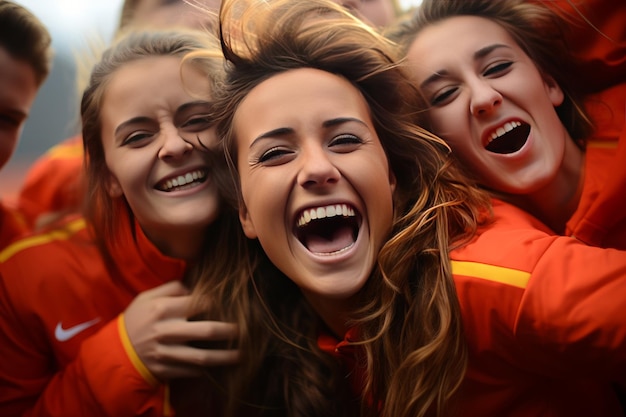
[54,318,101,342]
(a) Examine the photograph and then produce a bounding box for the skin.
[334,0,396,27]
[406,16,584,230]
[0,46,38,170]
[99,54,239,379]
[130,0,222,30]
[101,56,221,261]
[233,68,396,336]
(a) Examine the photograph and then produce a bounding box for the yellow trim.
[587,140,618,149]
[451,260,529,289]
[117,314,159,387]
[0,218,86,262]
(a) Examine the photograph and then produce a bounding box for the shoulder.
[452,199,558,281]
[0,215,91,264]
[0,201,30,249]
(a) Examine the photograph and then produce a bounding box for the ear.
[389,168,397,195]
[239,201,258,239]
[544,74,564,107]
[106,175,124,198]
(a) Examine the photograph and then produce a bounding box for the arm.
[453,200,626,378]
[0,287,169,417]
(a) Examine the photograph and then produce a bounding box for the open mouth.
[155,169,208,192]
[485,121,531,154]
[295,203,361,255]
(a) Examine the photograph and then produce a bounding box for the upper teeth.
[488,121,521,143]
[161,170,205,190]
[297,204,355,227]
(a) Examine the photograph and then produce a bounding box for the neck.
[498,139,585,233]
[304,292,357,339]
[143,225,205,261]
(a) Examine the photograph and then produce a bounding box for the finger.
[140,281,190,299]
[136,294,195,322]
[157,320,239,343]
[151,344,241,368]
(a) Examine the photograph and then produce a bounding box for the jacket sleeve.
[514,237,626,379]
[452,201,626,381]
[0,285,172,417]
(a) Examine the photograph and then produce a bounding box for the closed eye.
[484,61,513,77]
[257,146,294,165]
[329,133,363,151]
[181,115,213,131]
[431,86,458,106]
[123,131,154,147]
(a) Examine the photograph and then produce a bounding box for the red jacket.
[0,201,29,250]
[0,211,186,417]
[16,135,83,228]
[566,136,626,249]
[451,199,626,416]
[537,0,626,93]
[321,199,626,416]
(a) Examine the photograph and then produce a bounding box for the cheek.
[240,176,275,226]
[429,109,467,148]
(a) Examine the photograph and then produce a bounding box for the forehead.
[408,15,519,66]
[99,56,211,123]
[233,68,372,139]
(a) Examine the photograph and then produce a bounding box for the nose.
[157,124,193,160]
[297,144,341,189]
[469,80,502,117]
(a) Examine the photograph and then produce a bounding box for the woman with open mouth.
[208,0,626,416]
[391,0,626,251]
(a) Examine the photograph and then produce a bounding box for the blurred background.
[2,0,422,198]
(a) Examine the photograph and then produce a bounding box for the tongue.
[304,225,355,254]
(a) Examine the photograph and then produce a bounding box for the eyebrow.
[176,100,212,115]
[250,117,367,147]
[114,116,152,137]
[173,100,214,124]
[114,101,214,136]
[420,43,512,89]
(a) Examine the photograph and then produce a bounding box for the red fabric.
[0,201,29,250]
[0,209,186,417]
[452,199,626,416]
[16,135,84,228]
[566,137,626,249]
[538,0,626,93]
[319,200,626,416]
[531,0,626,249]
[317,328,365,396]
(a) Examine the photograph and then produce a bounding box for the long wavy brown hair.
[386,0,593,146]
[209,0,492,416]
[80,29,255,413]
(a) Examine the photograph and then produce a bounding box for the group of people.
[0,0,624,416]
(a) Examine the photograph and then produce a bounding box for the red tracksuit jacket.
[0,212,186,417]
[321,199,626,416]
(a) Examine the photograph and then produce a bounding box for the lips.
[295,203,361,255]
[155,169,207,192]
[484,121,531,154]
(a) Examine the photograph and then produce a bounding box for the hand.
[123,281,240,381]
